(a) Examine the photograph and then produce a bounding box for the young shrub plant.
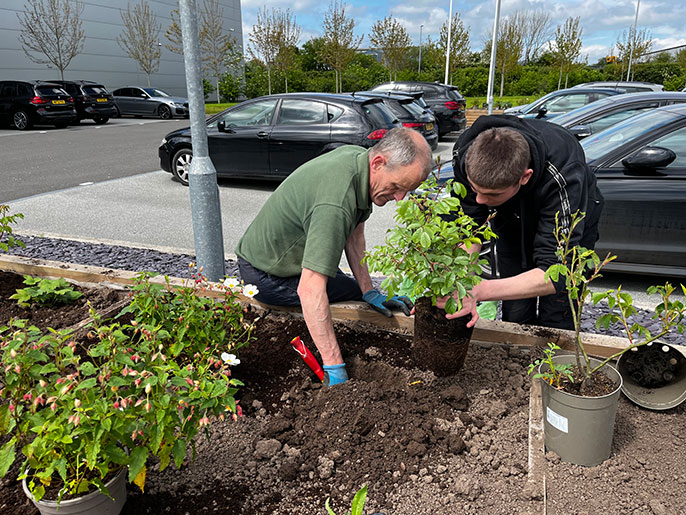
[541,211,686,394]
[11,276,83,307]
[364,168,495,313]
[0,204,25,252]
[0,268,254,505]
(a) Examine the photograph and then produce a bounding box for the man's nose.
[394,191,407,201]
[475,193,487,204]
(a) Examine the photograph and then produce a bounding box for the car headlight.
[160,138,167,146]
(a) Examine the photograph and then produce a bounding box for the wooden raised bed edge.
[3,254,682,361]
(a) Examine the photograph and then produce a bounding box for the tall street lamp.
[444,0,453,84]
[626,0,641,81]
[418,24,424,75]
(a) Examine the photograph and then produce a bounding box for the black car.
[0,80,76,130]
[550,92,686,139]
[419,105,686,277]
[159,92,401,185]
[353,91,438,150]
[49,80,117,124]
[369,81,466,137]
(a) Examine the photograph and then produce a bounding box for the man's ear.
[520,168,534,186]
[370,153,386,172]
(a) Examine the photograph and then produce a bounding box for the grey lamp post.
[418,24,424,75]
[626,0,642,81]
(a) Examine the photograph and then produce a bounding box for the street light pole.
[418,24,423,75]
[626,0,641,81]
[486,0,502,115]
[444,0,453,84]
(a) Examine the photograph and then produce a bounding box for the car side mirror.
[217,120,225,132]
[536,106,548,119]
[569,124,592,139]
[622,146,676,169]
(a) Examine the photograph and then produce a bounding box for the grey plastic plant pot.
[539,355,622,467]
[22,467,127,515]
[617,342,686,410]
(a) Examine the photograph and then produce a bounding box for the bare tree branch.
[551,17,583,89]
[200,0,239,102]
[321,1,362,93]
[369,16,411,81]
[164,8,183,55]
[117,0,161,87]
[438,12,471,84]
[522,10,551,64]
[17,0,85,81]
[248,7,280,95]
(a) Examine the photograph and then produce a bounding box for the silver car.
[112,87,189,119]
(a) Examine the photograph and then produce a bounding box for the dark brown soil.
[0,270,125,331]
[413,297,473,377]
[558,365,619,397]
[1,278,685,515]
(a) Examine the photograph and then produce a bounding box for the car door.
[595,125,686,271]
[268,99,331,178]
[113,88,133,114]
[207,98,277,178]
[128,88,151,115]
[0,82,15,125]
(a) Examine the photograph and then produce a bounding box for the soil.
[0,273,685,514]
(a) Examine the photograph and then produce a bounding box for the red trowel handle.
[290,336,324,382]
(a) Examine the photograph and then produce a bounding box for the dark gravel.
[3,234,684,346]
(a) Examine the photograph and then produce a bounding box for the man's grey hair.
[370,127,432,173]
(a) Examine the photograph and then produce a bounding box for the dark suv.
[370,81,466,137]
[50,80,117,124]
[0,80,76,130]
[159,92,401,185]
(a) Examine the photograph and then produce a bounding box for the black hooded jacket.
[452,115,604,294]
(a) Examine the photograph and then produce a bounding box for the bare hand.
[436,294,479,327]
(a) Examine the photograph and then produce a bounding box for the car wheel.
[171,148,192,185]
[113,105,121,118]
[159,105,172,120]
[94,116,109,124]
[13,110,31,131]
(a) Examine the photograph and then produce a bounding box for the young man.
[438,115,604,330]
[236,128,432,385]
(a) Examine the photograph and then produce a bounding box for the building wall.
[0,0,243,97]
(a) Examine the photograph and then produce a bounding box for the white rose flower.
[242,284,259,298]
[221,352,240,366]
[223,277,240,289]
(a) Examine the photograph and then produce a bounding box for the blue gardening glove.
[363,289,414,318]
[323,363,348,387]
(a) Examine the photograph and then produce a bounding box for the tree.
[200,0,240,102]
[522,10,551,64]
[117,0,161,87]
[615,27,653,80]
[17,0,85,80]
[551,16,583,89]
[320,1,362,93]
[248,7,280,95]
[369,16,411,81]
[273,9,301,93]
[438,12,471,84]
[164,8,183,55]
[484,12,524,97]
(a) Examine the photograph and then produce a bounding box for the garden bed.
[0,264,684,514]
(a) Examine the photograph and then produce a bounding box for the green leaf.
[172,439,187,469]
[476,301,498,320]
[445,297,458,315]
[79,362,97,376]
[0,404,10,433]
[325,497,336,515]
[0,437,16,477]
[128,447,149,484]
[76,378,97,391]
[350,485,368,515]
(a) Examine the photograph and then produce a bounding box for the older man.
[236,128,432,385]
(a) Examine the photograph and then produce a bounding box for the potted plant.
[365,170,495,376]
[0,269,254,514]
[531,211,685,466]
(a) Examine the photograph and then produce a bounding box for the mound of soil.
[1,283,684,514]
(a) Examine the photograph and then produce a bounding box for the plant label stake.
[290,336,324,382]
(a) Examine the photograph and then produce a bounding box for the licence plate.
[96,98,108,103]
[426,123,434,131]
[52,100,66,105]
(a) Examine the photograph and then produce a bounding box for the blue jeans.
[237,257,363,306]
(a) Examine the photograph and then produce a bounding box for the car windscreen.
[361,101,397,126]
[36,85,67,96]
[551,97,618,126]
[83,85,109,96]
[581,109,680,163]
[144,88,170,97]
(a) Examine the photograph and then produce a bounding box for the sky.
[239,0,686,65]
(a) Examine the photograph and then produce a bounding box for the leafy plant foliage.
[10,276,83,307]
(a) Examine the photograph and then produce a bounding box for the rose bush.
[0,269,254,504]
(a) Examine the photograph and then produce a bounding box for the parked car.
[572,81,664,93]
[49,80,117,124]
[369,81,466,137]
[503,87,625,120]
[415,104,686,276]
[551,91,686,138]
[112,87,189,119]
[159,92,401,185]
[0,80,76,130]
[353,91,438,150]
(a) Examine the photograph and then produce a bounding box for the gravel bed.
[4,234,684,346]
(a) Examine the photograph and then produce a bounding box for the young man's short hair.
[465,127,530,189]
